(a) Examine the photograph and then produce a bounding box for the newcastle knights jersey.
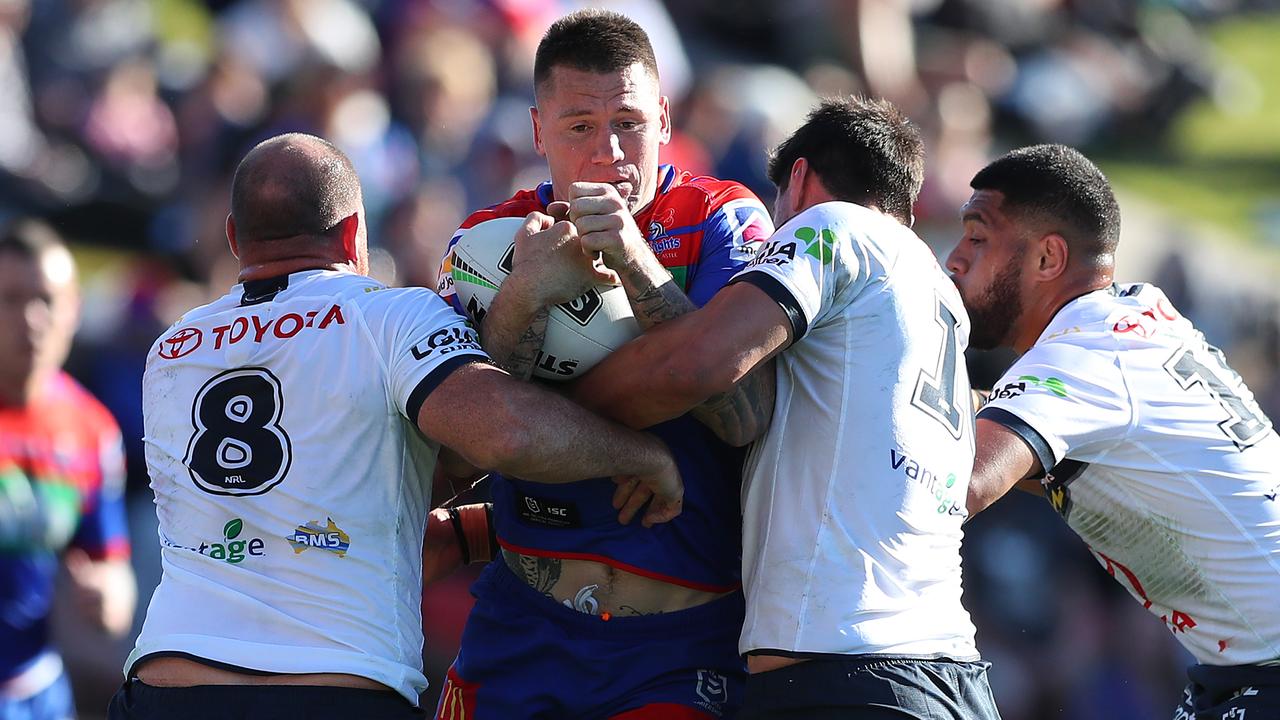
[1,372,129,681]
[980,283,1280,666]
[438,165,773,591]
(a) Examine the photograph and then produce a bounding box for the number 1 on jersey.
[912,297,967,439]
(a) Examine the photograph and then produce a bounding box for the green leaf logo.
[794,226,836,266]
[224,518,243,540]
[1017,374,1069,398]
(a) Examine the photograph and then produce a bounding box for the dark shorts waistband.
[108,679,424,719]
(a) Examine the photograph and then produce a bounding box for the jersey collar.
[533,165,677,212]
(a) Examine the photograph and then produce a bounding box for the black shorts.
[1173,663,1280,720]
[107,679,426,720]
[738,655,1002,720]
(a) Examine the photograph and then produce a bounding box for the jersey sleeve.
[728,211,867,342]
[367,288,490,423]
[70,420,130,561]
[685,194,774,306]
[977,337,1133,471]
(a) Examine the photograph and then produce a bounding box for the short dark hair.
[970,144,1120,264]
[230,133,362,243]
[767,97,924,224]
[0,219,66,262]
[533,10,658,94]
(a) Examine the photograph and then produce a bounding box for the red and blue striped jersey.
[436,165,773,590]
[1,372,129,680]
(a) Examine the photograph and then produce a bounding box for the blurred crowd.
[4,0,1278,717]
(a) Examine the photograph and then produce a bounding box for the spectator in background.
[0,220,136,720]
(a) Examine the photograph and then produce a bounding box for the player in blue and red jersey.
[1,221,135,719]
[433,10,774,719]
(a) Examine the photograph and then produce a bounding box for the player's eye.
[616,120,640,131]
[569,123,591,134]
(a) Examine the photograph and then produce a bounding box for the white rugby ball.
[448,216,641,380]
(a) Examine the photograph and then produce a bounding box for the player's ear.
[658,95,671,146]
[226,214,239,259]
[530,105,546,157]
[1036,232,1069,281]
[337,213,360,264]
[789,157,810,215]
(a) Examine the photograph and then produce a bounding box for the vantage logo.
[199,518,265,564]
[889,448,966,517]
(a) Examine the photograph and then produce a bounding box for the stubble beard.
[963,253,1025,351]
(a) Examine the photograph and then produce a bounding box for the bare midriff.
[501,548,731,617]
[746,654,810,674]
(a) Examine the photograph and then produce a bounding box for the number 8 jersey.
[730,201,980,660]
[979,282,1280,665]
[131,269,487,705]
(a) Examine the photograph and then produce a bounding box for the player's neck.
[235,235,359,284]
[0,370,48,408]
[1013,276,1112,354]
[237,258,352,284]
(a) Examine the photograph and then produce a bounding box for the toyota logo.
[159,327,203,359]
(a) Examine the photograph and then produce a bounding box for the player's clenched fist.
[508,203,619,307]
[568,182,649,272]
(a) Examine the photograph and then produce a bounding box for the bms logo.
[287,517,350,557]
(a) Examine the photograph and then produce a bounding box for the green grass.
[1096,12,1280,249]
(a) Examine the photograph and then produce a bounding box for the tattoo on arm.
[628,273,697,330]
[506,550,562,597]
[479,306,549,382]
[499,308,549,381]
[691,359,776,446]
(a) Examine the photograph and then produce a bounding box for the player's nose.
[944,245,967,276]
[591,131,624,165]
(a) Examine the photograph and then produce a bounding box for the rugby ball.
[447,216,641,380]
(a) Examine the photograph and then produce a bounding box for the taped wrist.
[447,503,495,565]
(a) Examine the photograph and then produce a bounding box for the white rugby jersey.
[980,283,1280,666]
[731,202,979,659]
[131,269,486,704]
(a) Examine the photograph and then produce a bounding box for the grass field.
[1098,12,1280,252]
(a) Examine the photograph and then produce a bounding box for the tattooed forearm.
[495,308,549,381]
[627,274,698,330]
[691,359,776,447]
[506,549,562,596]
